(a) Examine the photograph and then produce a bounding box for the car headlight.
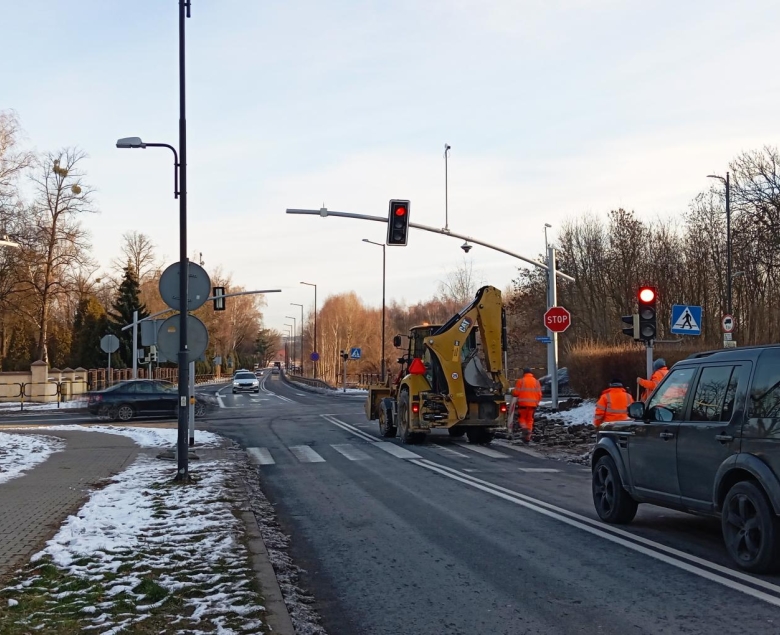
[233,381,239,386]
[252,380,259,386]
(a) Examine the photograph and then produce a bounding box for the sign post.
[722,314,736,348]
[543,262,571,411]
[100,334,120,387]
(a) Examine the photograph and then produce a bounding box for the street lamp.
[116,137,180,199]
[291,302,304,375]
[362,238,387,382]
[707,172,732,314]
[301,281,317,378]
[284,324,294,372]
[285,316,297,373]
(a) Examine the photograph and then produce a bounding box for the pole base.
[156,447,201,461]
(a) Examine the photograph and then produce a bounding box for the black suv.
[592,345,780,572]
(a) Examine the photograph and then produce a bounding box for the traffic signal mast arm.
[286,207,575,282]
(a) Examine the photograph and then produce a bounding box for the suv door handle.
[715,434,734,443]
[659,431,675,440]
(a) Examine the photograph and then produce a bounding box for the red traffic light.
[638,287,656,303]
[394,206,407,216]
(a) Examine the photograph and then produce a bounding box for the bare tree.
[111,231,157,280]
[0,110,33,221]
[437,258,483,308]
[15,149,95,362]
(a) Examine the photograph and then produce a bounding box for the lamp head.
[116,137,146,149]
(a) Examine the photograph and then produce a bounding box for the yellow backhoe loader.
[365,285,509,444]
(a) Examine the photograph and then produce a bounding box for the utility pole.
[546,245,559,409]
[444,144,451,231]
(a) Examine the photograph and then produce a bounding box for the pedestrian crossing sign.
[349,347,362,360]
[670,305,702,336]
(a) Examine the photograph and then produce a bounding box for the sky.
[5,0,780,337]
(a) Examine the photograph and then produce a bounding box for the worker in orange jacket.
[593,379,634,427]
[637,358,669,401]
[512,368,542,442]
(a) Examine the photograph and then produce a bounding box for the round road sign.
[722,314,735,333]
[544,306,571,333]
[156,314,210,363]
[159,262,211,312]
[310,352,320,362]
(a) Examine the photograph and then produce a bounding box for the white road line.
[492,439,544,458]
[247,447,275,465]
[453,442,509,459]
[331,444,371,461]
[289,445,326,463]
[372,443,422,460]
[275,394,293,403]
[412,458,780,605]
[518,468,560,473]
[432,444,469,458]
[321,415,378,443]
[216,394,226,409]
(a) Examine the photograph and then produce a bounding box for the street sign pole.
[188,360,195,446]
[547,246,559,410]
[132,310,138,379]
[646,341,653,381]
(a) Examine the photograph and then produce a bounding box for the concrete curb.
[241,509,296,635]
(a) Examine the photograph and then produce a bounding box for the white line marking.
[331,444,371,461]
[492,439,544,457]
[454,442,509,459]
[289,445,326,463]
[322,415,377,443]
[216,394,226,409]
[413,458,780,604]
[432,444,469,458]
[373,443,422,460]
[247,447,275,465]
[518,468,560,473]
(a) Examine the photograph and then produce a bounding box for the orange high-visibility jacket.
[594,387,634,427]
[638,367,668,400]
[513,373,542,408]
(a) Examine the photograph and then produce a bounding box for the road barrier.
[0,380,90,412]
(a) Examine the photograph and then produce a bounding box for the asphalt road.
[5,372,780,633]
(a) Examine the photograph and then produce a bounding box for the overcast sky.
[6,0,780,334]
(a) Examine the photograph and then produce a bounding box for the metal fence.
[0,379,90,412]
[86,368,220,391]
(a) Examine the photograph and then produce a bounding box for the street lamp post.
[707,172,732,314]
[284,325,293,372]
[301,282,317,378]
[285,316,297,373]
[362,239,387,382]
[291,302,304,374]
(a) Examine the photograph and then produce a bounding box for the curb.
[241,510,296,635]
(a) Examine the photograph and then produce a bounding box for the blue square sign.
[349,347,362,360]
[670,305,702,336]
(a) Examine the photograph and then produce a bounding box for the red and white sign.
[722,314,735,333]
[544,306,571,333]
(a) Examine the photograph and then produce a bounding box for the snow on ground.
[290,380,367,396]
[0,432,65,484]
[1,425,223,448]
[0,400,84,412]
[549,401,596,426]
[2,455,265,634]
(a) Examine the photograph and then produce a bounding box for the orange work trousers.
[517,407,536,432]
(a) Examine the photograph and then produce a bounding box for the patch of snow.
[0,400,84,412]
[7,598,18,607]
[547,401,596,426]
[0,432,65,484]
[2,425,222,448]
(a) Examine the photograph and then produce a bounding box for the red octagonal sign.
[544,306,571,333]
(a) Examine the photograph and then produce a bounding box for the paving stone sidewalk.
[0,430,139,580]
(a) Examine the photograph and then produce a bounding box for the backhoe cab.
[366,285,509,444]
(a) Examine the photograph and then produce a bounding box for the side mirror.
[393,335,403,348]
[628,402,646,420]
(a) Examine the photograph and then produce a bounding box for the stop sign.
[544,306,571,333]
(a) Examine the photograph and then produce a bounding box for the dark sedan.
[87,380,213,422]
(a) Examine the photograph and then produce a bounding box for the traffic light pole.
[646,341,653,381]
[547,245,559,410]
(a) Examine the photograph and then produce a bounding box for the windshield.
[235,372,256,380]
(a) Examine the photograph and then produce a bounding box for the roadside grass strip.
[0,432,65,484]
[0,455,267,634]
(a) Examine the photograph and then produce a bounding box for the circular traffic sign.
[159,262,211,312]
[544,306,571,333]
[722,314,735,333]
[310,352,320,362]
[100,334,120,354]
[156,314,210,363]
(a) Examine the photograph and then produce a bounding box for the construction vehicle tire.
[466,427,494,445]
[397,390,416,444]
[378,399,396,438]
[448,427,466,438]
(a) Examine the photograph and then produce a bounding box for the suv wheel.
[721,481,780,573]
[592,455,638,524]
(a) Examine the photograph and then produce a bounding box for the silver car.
[232,371,260,394]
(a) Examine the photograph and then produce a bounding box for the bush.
[565,340,708,399]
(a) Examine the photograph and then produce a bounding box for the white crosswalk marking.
[432,444,469,458]
[289,445,326,463]
[372,442,422,460]
[454,443,509,459]
[247,447,275,465]
[518,468,560,473]
[331,444,371,461]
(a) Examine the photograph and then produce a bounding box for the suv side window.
[646,367,696,421]
[690,366,737,422]
[749,349,780,419]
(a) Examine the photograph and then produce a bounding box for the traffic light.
[621,314,639,340]
[213,286,226,311]
[637,286,657,342]
[386,199,410,246]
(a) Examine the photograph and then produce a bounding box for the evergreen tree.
[70,296,109,368]
[110,263,149,367]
